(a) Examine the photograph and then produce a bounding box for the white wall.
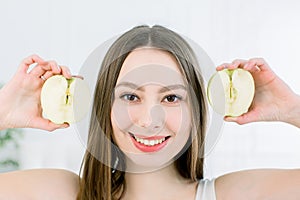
[0,0,299,178]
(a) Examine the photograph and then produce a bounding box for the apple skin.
[41,75,91,124]
[207,68,255,117]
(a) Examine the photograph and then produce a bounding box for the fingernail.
[255,66,261,72]
[66,68,72,76]
[224,116,236,122]
[57,65,61,72]
[59,123,69,129]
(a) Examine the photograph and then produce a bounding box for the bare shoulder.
[215,169,300,200]
[0,168,79,200]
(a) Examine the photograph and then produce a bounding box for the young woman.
[0,25,299,200]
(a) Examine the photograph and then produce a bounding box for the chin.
[120,136,190,173]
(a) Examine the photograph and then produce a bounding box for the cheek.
[164,104,191,135]
[111,102,139,152]
[111,103,129,148]
[111,112,132,152]
[111,101,135,131]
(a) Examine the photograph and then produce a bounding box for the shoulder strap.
[195,179,216,200]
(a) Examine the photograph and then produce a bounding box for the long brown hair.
[77,25,207,200]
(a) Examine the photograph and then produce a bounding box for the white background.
[0,0,299,179]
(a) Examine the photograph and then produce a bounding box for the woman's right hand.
[0,55,72,131]
[217,58,300,128]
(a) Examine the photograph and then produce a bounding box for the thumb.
[31,118,69,131]
[224,111,260,125]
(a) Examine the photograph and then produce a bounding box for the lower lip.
[130,135,169,153]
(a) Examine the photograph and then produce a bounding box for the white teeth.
[133,135,166,146]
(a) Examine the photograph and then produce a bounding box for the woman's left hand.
[217,58,300,127]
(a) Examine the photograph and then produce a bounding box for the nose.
[137,104,165,131]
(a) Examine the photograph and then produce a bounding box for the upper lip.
[129,132,171,140]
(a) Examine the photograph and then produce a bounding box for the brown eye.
[120,94,139,102]
[163,95,181,103]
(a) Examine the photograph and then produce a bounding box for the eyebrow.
[115,82,187,93]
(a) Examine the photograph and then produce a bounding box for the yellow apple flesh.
[41,75,91,124]
[207,69,255,117]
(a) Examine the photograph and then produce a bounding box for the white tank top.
[195,179,216,200]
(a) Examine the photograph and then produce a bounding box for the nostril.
[153,125,161,129]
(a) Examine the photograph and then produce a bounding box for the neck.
[122,164,196,200]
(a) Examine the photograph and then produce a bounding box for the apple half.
[41,75,91,124]
[207,68,255,117]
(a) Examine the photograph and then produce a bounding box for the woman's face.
[111,48,192,172]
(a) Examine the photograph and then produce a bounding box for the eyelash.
[119,93,182,104]
[162,94,182,103]
[120,93,140,102]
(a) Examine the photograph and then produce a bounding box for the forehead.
[117,48,185,85]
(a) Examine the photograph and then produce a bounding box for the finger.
[48,61,62,74]
[29,60,61,77]
[31,118,69,131]
[216,63,231,71]
[17,54,46,74]
[217,58,265,73]
[244,58,271,72]
[41,65,72,81]
[59,65,72,79]
[224,111,259,125]
[216,59,247,71]
[231,59,247,69]
[42,71,54,80]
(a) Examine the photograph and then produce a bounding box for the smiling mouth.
[129,133,171,147]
